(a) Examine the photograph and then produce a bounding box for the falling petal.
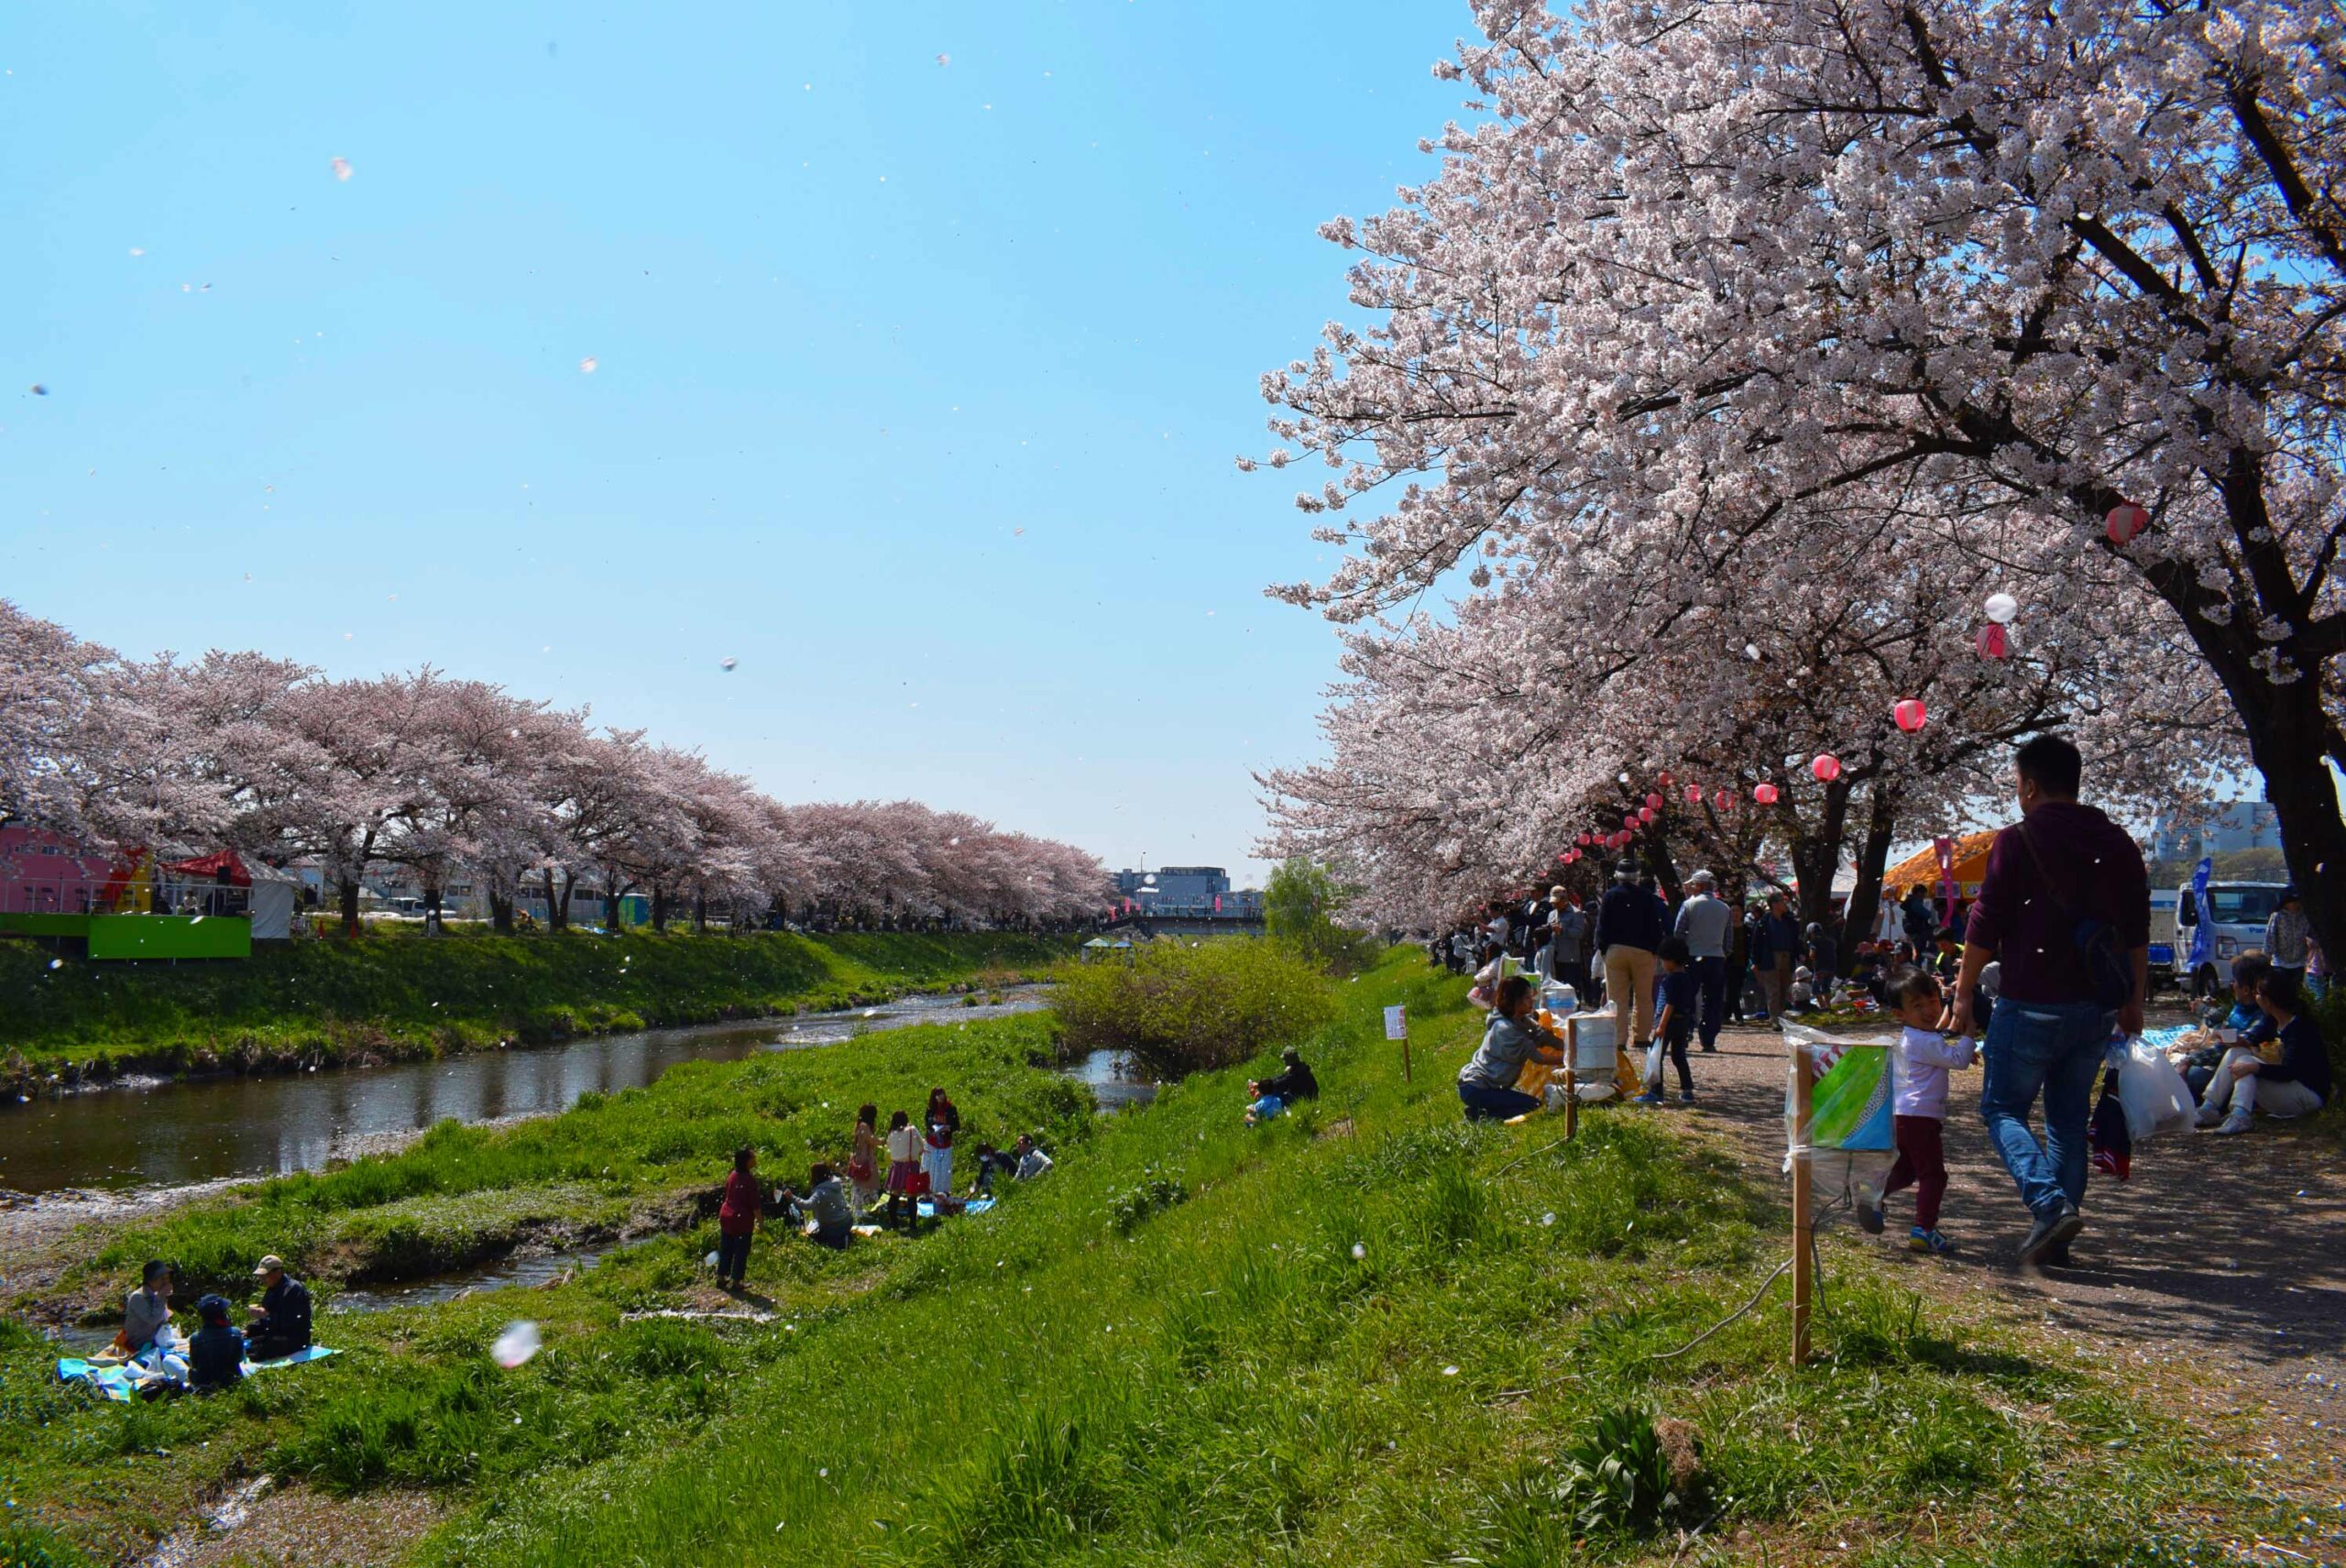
[128,247,145,257]
[578,356,597,374]
[491,1321,542,1368]
[936,52,949,65]
[719,656,738,671]
[1350,1243,1365,1260]
[27,385,46,396]
[331,157,354,181]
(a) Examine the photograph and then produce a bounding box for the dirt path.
[1669,1020,2346,1518]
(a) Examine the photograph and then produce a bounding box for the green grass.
[3,952,2321,1567]
[0,929,1073,1082]
[31,1010,1091,1311]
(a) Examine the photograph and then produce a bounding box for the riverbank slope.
[0,929,1073,1086]
[4,949,2324,1567]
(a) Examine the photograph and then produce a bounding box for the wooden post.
[1563,1065,1578,1140]
[1402,1036,1413,1083]
[1790,1040,1814,1367]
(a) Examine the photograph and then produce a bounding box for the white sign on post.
[1383,1005,1408,1040]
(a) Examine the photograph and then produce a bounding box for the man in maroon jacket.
[1943,735,2148,1268]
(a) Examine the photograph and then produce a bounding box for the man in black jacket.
[1595,862,1666,1047]
[247,1255,312,1362]
[1254,1047,1319,1103]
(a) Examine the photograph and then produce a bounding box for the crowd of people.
[709,1088,1056,1288]
[1442,735,2331,1267]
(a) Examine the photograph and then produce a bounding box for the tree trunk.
[693,894,707,934]
[423,879,444,935]
[650,887,670,934]
[337,879,361,937]
[544,869,566,932]
[1785,778,1853,930]
[1838,787,1899,979]
[2231,673,2346,978]
[491,891,514,935]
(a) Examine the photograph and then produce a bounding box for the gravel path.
[1666,1019,2345,1518]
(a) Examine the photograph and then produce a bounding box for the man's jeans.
[1979,998,2114,1222]
[1690,955,1727,1047]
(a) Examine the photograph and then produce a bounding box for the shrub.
[1105,1168,1189,1236]
[1552,1407,1686,1537]
[1053,939,1335,1078]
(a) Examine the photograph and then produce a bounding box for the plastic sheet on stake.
[1782,1024,1896,1212]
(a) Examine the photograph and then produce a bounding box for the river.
[1,988,1155,1198]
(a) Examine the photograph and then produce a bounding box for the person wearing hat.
[2264,888,2311,992]
[246,1255,312,1362]
[1254,1045,1319,1105]
[1672,871,1733,1052]
[1595,860,1667,1052]
[187,1294,247,1392]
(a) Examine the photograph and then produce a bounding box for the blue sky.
[1,2,1473,882]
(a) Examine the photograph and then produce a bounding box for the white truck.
[2173,879,2290,995]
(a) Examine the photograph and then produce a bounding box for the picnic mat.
[913,1198,995,1219]
[58,1345,339,1402]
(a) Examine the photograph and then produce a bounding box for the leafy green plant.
[1552,1407,1683,1537]
[1053,938,1335,1077]
[1104,1168,1188,1236]
[1263,856,1378,973]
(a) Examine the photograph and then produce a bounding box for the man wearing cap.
[1672,872,1734,1053]
[246,1255,312,1362]
[1544,886,1589,997]
[2265,888,2310,992]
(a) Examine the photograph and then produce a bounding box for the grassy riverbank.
[0,930,1073,1085]
[2,949,2319,1567]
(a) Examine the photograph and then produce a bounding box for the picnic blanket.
[58,1345,338,1402]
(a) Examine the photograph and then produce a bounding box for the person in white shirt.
[1860,967,1977,1255]
[1013,1134,1053,1181]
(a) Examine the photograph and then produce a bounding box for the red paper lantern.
[1894,697,1928,732]
[1811,753,1841,783]
[1753,782,1780,805]
[1683,784,1702,805]
[1623,813,1639,829]
[2105,502,2150,545]
[1578,832,1592,846]
[1637,806,1656,824]
[1714,787,1734,811]
[1657,770,1672,788]
[1976,623,2010,659]
[1643,792,1663,812]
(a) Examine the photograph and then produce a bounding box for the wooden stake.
[1791,1039,1814,1367]
[1402,1036,1413,1083]
[1563,1064,1578,1140]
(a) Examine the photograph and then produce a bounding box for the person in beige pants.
[1595,861,1665,1046]
[1606,943,1658,1046]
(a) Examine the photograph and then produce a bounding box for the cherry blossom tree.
[1259,0,2340,950]
[0,601,108,835]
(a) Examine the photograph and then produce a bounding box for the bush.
[1052,939,1336,1078]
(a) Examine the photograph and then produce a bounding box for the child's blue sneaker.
[1632,1091,1667,1106]
[1907,1226,1953,1255]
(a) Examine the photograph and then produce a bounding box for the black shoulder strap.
[2012,819,2082,924]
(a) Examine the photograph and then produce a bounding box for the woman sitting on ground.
[779,1162,855,1249]
[2196,970,2330,1134]
[1455,975,1562,1122]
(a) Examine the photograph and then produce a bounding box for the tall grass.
[1052,937,1337,1076]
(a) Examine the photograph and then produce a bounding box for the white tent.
[247,863,303,941]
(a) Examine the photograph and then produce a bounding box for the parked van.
[2174,880,2290,994]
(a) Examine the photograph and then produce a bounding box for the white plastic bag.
[2117,1038,2195,1140]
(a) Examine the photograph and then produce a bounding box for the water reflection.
[1,991,1046,1196]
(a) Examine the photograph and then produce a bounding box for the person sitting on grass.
[2181,953,2272,1101]
[1255,1046,1320,1104]
[187,1295,246,1393]
[2195,970,2331,1135]
[779,1162,855,1249]
[968,1143,1020,1198]
[1635,936,1698,1106]
[116,1259,173,1359]
[246,1255,312,1362]
[1012,1133,1053,1180]
[1456,975,1562,1122]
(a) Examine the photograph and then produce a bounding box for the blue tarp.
[58,1345,339,1402]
